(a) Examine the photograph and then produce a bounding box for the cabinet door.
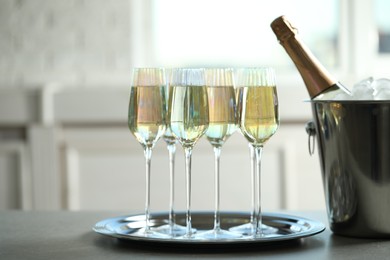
[0,149,20,209]
[59,125,325,212]
[0,141,31,210]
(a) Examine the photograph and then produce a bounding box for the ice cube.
[374,89,390,100]
[356,77,374,86]
[333,93,352,100]
[372,78,390,93]
[330,77,390,101]
[351,80,375,100]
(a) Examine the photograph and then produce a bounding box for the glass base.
[229,223,278,237]
[196,228,242,240]
[131,228,172,239]
[152,224,196,237]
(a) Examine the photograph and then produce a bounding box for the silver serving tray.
[93,211,325,245]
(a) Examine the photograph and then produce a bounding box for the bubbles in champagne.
[240,86,279,146]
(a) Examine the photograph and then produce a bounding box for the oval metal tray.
[93,211,325,245]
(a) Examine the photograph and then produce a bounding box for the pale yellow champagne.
[163,128,176,146]
[240,86,279,146]
[163,83,177,146]
[163,88,175,145]
[235,86,244,128]
[128,85,166,148]
[205,86,237,147]
[169,85,209,148]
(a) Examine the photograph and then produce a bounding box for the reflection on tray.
[93,211,325,245]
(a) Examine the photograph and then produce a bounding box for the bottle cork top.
[270,16,298,42]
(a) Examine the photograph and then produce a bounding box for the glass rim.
[132,67,166,72]
[169,67,205,71]
[131,68,166,87]
[234,66,275,72]
[234,67,276,87]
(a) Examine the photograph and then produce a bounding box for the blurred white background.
[0,0,389,212]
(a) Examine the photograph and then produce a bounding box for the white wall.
[0,0,132,87]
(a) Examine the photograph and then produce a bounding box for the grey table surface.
[1,210,389,260]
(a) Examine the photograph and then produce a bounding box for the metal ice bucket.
[307,100,390,238]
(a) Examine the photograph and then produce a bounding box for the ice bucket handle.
[305,121,316,156]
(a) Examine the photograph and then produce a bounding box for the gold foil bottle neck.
[271,16,298,43]
[270,15,339,99]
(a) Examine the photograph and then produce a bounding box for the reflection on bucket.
[309,100,390,238]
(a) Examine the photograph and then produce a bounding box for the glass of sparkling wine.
[169,68,209,238]
[230,67,279,237]
[154,69,187,237]
[128,68,167,237]
[230,82,257,236]
[196,68,241,240]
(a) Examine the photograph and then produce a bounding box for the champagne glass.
[229,84,258,236]
[196,68,241,240]
[153,69,188,237]
[230,68,279,237]
[169,68,209,238]
[128,68,167,237]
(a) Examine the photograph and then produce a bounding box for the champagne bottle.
[270,15,351,100]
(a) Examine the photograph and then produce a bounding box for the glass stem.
[167,143,176,231]
[184,147,193,237]
[254,145,263,237]
[213,146,222,232]
[249,144,256,234]
[143,147,153,233]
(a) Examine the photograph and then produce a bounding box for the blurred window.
[152,0,339,71]
[374,0,390,53]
